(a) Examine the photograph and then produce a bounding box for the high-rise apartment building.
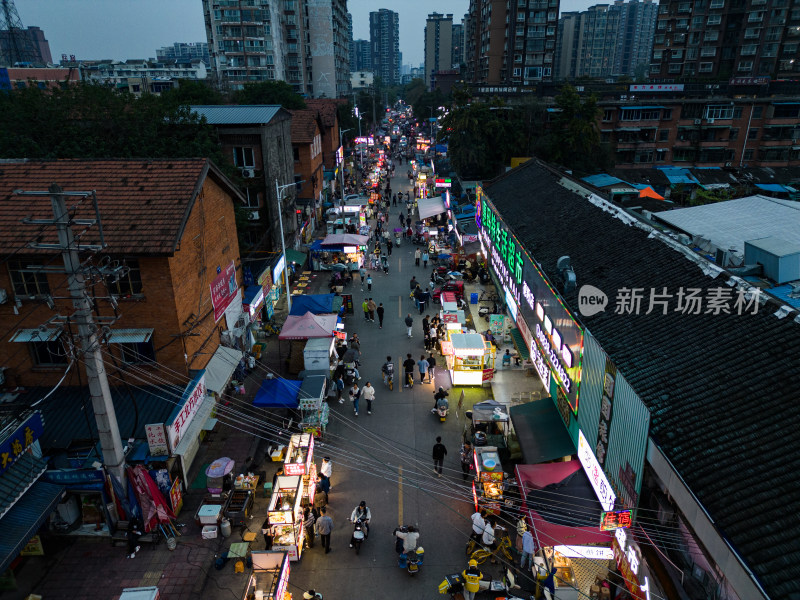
[452,21,465,67]
[156,42,210,65]
[202,0,349,97]
[425,13,454,90]
[464,0,558,86]
[650,0,800,80]
[369,9,400,85]
[347,13,354,71]
[556,1,657,80]
[351,39,371,72]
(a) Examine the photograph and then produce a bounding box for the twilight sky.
[20,0,597,67]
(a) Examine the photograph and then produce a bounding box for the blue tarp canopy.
[756,183,797,193]
[309,240,324,251]
[0,480,64,572]
[253,378,301,408]
[242,285,263,305]
[654,166,700,185]
[582,174,625,188]
[289,293,343,316]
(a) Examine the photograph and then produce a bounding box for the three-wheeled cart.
[241,551,290,600]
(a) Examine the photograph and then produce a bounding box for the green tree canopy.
[230,80,306,109]
[160,79,226,108]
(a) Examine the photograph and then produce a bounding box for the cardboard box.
[202,525,218,540]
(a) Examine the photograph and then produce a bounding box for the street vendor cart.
[242,551,290,600]
[443,333,496,385]
[466,399,510,450]
[472,445,504,516]
[298,375,329,438]
[206,457,235,494]
[283,433,318,506]
[267,475,304,561]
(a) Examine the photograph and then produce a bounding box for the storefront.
[242,551,290,600]
[166,373,209,487]
[441,333,495,385]
[266,475,304,561]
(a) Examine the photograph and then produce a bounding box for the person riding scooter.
[431,387,450,419]
[382,356,394,388]
[350,501,371,543]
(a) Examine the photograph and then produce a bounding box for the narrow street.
[287,165,490,598]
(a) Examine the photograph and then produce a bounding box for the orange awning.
[638,186,664,200]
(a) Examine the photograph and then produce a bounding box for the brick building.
[0,159,245,390]
[189,105,295,251]
[289,109,326,225]
[304,98,344,172]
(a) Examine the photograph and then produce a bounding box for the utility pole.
[18,185,126,484]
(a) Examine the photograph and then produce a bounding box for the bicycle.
[468,528,513,565]
[264,322,282,336]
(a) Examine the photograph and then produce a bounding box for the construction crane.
[0,0,41,67]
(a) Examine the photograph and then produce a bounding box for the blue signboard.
[0,411,44,475]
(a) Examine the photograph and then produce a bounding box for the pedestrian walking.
[359,266,367,287]
[362,299,370,322]
[377,303,385,328]
[409,276,418,295]
[422,251,429,268]
[349,382,361,416]
[399,213,405,227]
[432,436,448,477]
[418,354,430,384]
[392,194,397,207]
[403,353,415,387]
[387,239,393,255]
[318,474,330,504]
[460,441,474,481]
[361,381,375,414]
[335,375,345,404]
[303,507,316,548]
[320,456,332,483]
[429,324,438,347]
[366,274,373,292]
[367,298,377,322]
[315,507,333,554]
[520,529,534,571]
[415,248,421,266]
[126,518,143,559]
[427,353,437,380]
[422,315,430,334]
[405,314,414,338]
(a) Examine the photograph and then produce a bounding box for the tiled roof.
[304,99,341,128]
[190,105,285,125]
[0,159,236,255]
[484,159,800,599]
[289,109,321,144]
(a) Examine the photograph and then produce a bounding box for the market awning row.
[418,196,447,220]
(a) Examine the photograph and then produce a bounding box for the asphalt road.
[289,165,497,599]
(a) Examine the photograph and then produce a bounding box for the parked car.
[432,280,465,304]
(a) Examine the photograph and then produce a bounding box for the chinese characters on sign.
[614,287,761,316]
[145,423,169,457]
[210,261,238,323]
[578,430,616,512]
[600,509,633,531]
[596,358,617,468]
[167,374,207,452]
[614,528,646,600]
[0,412,44,475]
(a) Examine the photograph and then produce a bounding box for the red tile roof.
[0,158,239,256]
[304,99,342,128]
[289,109,321,144]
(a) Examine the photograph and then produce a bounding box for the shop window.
[120,339,156,364]
[31,337,68,366]
[9,260,50,297]
[106,259,143,296]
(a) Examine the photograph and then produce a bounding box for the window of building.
[729,128,739,140]
[120,340,156,365]
[686,47,698,60]
[738,61,754,71]
[704,30,719,41]
[233,147,255,168]
[743,149,754,161]
[659,129,670,141]
[669,63,683,73]
[707,15,722,25]
[655,149,668,162]
[293,147,300,161]
[705,105,735,119]
[752,106,763,119]
[709,0,725,7]
[31,337,68,366]
[603,109,614,121]
[699,62,714,72]
[762,44,778,57]
[243,188,261,208]
[744,27,761,39]
[9,260,50,297]
[748,128,759,140]
[691,16,704,29]
[106,259,143,296]
[672,49,683,59]
[678,2,692,12]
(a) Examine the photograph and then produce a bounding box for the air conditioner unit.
[694,119,702,125]
[247,210,260,221]
[707,118,715,123]
[241,168,255,178]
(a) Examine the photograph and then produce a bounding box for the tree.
[230,80,306,109]
[160,79,226,108]
[403,78,427,107]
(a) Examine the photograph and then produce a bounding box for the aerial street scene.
[0,0,799,599]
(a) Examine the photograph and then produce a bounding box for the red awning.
[517,463,613,548]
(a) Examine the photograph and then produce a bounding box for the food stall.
[267,475,304,561]
[303,337,336,373]
[309,234,369,272]
[242,551,291,600]
[206,457,235,494]
[297,374,329,438]
[283,433,318,506]
[442,333,496,385]
[472,446,504,516]
[225,488,255,527]
[468,399,510,449]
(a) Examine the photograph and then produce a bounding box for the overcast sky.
[20,0,598,66]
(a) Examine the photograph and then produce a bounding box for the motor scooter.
[350,517,367,555]
[431,389,450,422]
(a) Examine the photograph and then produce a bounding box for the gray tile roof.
[484,159,800,599]
[190,105,283,125]
[653,195,800,256]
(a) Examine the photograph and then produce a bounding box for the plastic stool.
[234,560,244,573]
[263,482,273,498]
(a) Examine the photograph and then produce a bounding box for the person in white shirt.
[361,382,376,414]
[470,509,486,543]
[320,457,332,485]
[482,518,497,563]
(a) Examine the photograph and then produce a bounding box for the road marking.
[398,257,402,273]
[398,294,402,318]
[398,465,403,526]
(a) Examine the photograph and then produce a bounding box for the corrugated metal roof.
[9,328,61,343]
[0,453,47,518]
[0,480,64,573]
[654,195,800,255]
[582,174,625,188]
[25,384,183,452]
[653,166,700,185]
[106,328,153,343]
[190,105,282,125]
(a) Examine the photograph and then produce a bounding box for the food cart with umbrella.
[206,457,235,494]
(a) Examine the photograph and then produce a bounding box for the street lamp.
[275,178,303,313]
[338,128,353,207]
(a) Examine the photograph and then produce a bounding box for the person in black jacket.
[432,436,447,477]
[403,353,416,387]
